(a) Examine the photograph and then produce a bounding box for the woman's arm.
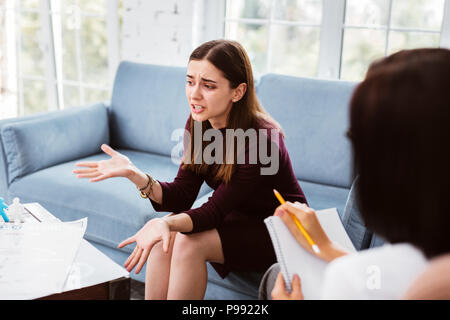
[74,144,205,208]
[181,162,263,234]
[74,144,165,204]
[128,166,163,205]
[275,202,350,262]
[162,213,193,233]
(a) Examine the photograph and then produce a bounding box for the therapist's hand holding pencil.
[273,189,320,254]
[273,189,348,262]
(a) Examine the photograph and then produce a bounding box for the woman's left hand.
[271,272,304,300]
[118,218,172,274]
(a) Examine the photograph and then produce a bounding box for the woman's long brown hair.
[349,48,450,258]
[182,40,281,183]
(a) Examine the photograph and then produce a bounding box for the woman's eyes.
[186,80,215,89]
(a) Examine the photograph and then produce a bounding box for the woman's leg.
[144,231,177,300]
[166,229,224,300]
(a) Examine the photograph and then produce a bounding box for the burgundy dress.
[150,118,307,278]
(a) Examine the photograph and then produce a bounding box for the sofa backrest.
[110,61,190,156]
[256,74,357,189]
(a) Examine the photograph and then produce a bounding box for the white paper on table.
[0,218,87,300]
[63,239,129,292]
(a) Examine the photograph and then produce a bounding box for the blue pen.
[0,198,9,222]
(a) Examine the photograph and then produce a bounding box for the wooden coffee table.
[22,203,131,300]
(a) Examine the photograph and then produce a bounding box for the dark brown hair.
[182,39,282,183]
[349,48,450,258]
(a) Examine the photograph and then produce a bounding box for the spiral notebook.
[264,208,356,300]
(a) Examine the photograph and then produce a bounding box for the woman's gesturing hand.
[73,144,136,182]
[118,218,172,274]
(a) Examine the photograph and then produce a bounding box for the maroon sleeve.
[182,162,263,233]
[149,164,204,213]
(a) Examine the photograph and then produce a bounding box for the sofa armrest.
[0,103,110,196]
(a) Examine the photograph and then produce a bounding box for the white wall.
[121,0,224,67]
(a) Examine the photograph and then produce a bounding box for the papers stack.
[0,216,87,300]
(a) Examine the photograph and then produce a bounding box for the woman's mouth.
[191,104,206,114]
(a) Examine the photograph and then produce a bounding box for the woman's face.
[186,59,238,129]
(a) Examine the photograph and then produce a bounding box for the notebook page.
[264,208,355,299]
[315,208,356,253]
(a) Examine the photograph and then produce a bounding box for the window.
[224,0,450,81]
[56,0,112,109]
[341,0,447,81]
[224,0,323,78]
[0,0,120,119]
[0,0,17,119]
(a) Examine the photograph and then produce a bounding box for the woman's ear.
[232,83,247,102]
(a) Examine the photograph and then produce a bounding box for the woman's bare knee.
[171,230,224,264]
[148,231,177,262]
[171,233,200,261]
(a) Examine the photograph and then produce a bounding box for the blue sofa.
[0,61,382,299]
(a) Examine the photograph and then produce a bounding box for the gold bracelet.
[137,173,151,191]
[139,173,155,199]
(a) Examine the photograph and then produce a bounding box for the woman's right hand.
[73,144,136,182]
[275,202,349,262]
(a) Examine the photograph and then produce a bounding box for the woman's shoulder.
[255,116,282,133]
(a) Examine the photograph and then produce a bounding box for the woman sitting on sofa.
[73,39,307,299]
[267,48,450,299]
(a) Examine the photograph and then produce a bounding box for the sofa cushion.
[256,74,357,189]
[8,150,212,249]
[1,104,109,184]
[110,61,190,157]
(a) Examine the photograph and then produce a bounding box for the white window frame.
[441,0,450,48]
[193,0,226,47]
[222,0,450,80]
[1,0,18,119]
[222,0,323,76]
[11,0,120,117]
[317,0,346,79]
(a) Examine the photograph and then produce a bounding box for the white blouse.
[321,243,429,299]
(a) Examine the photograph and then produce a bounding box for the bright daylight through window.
[224,0,449,80]
[1,0,449,120]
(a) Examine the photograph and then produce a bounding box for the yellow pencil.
[273,189,320,254]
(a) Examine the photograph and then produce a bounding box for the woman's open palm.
[73,144,135,182]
